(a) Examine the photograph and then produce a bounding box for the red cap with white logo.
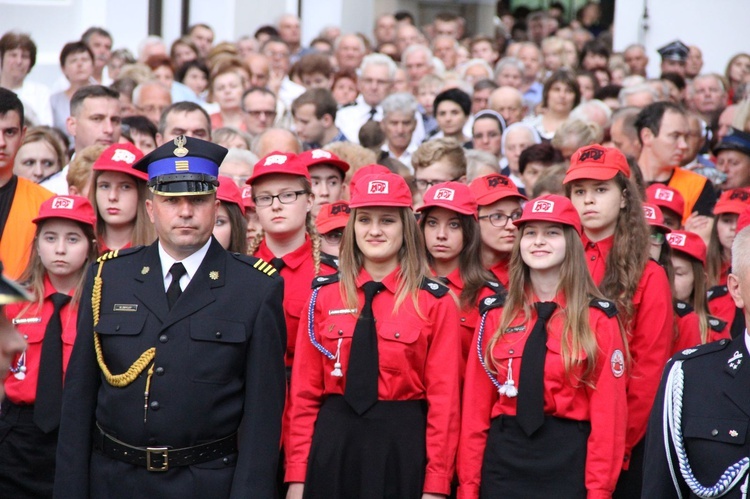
[92,142,147,181]
[468,173,527,206]
[240,185,255,210]
[667,230,707,265]
[642,202,672,234]
[348,173,412,208]
[646,183,685,220]
[217,176,245,215]
[32,195,96,227]
[513,194,582,235]
[297,149,350,174]
[563,145,631,184]
[416,181,477,218]
[247,151,310,184]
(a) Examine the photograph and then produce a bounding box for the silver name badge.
[113,304,139,312]
[328,308,358,316]
[12,317,42,325]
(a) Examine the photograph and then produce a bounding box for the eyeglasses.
[253,190,308,207]
[478,211,523,227]
[322,230,344,245]
[411,176,462,192]
[649,232,666,244]
[246,110,277,119]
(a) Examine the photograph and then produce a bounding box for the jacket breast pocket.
[376,320,422,373]
[489,340,524,378]
[94,313,148,373]
[96,313,147,336]
[188,318,247,384]
[683,415,748,477]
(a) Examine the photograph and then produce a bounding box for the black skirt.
[480,415,590,499]
[304,395,427,499]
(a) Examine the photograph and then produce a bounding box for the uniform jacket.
[583,233,674,466]
[53,239,287,499]
[457,294,627,499]
[3,277,77,405]
[285,267,462,495]
[672,301,730,355]
[643,334,750,498]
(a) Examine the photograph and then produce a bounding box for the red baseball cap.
[240,185,255,210]
[563,145,631,184]
[93,142,148,181]
[469,174,527,206]
[642,203,672,234]
[316,201,351,234]
[714,188,750,216]
[513,194,582,235]
[297,149,350,174]
[349,173,412,208]
[32,195,96,227]
[350,164,392,192]
[667,230,707,265]
[217,176,245,215]
[416,181,477,218]
[646,183,685,220]
[737,206,750,234]
[247,151,310,185]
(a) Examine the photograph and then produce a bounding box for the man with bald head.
[245,53,271,89]
[374,14,397,45]
[277,14,302,60]
[133,81,171,126]
[689,73,727,122]
[489,86,526,125]
[396,24,422,55]
[610,107,643,158]
[187,24,214,59]
[402,45,434,94]
[252,128,301,157]
[334,34,365,73]
[685,46,703,80]
[624,44,649,77]
[432,36,458,71]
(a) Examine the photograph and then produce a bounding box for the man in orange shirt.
[0,88,53,279]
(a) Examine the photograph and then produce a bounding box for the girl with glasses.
[563,145,673,497]
[285,172,461,499]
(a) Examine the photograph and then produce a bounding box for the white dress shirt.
[158,238,211,292]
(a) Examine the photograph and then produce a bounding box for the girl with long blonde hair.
[285,172,461,499]
[458,194,626,498]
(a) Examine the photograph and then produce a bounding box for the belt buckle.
[146,446,169,472]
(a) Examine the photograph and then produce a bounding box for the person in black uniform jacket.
[642,224,750,498]
[53,136,287,499]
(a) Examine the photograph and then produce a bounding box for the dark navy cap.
[657,40,689,62]
[133,135,228,196]
[0,262,32,305]
[713,127,750,158]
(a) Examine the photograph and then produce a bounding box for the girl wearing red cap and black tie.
[88,142,155,253]
[417,181,498,371]
[563,145,673,497]
[458,194,627,499]
[667,230,730,354]
[214,175,248,254]
[468,174,527,287]
[0,195,98,497]
[285,172,462,499]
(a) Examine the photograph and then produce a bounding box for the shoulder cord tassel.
[331,338,343,377]
[663,360,749,498]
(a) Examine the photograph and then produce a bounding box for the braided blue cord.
[476,311,503,392]
[306,288,335,360]
[668,361,749,497]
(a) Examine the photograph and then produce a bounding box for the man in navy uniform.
[54,136,286,498]
[643,224,750,497]
[658,40,689,78]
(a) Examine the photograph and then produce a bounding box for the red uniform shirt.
[488,259,509,288]
[3,278,78,405]
[458,295,627,499]
[672,302,731,355]
[254,236,316,367]
[583,234,673,466]
[285,267,462,495]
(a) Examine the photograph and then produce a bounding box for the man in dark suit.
[54,136,286,498]
[642,224,750,498]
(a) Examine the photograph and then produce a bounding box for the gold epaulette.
[253,258,278,277]
[92,249,155,388]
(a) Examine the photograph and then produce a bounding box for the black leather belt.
[93,423,237,472]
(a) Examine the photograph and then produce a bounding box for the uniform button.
[460,317,466,322]
[155,367,165,376]
[223,457,230,464]
[711,429,719,436]
[159,334,168,343]
[338,330,343,336]
[23,334,28,340]
[590,256,596,261]
[115,325,120,331]
[215,331,222,338]
[150,401,160,411]
[394,333,400,338]
[509,349,514,354]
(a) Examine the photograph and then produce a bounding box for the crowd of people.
[0,1,750,498]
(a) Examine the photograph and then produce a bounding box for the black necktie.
[34,292,72,433]
[344,281,385,415]
[368,107,377,121]
[517,301,557,436]
[166,263,187,310]
[270,257,286,271]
